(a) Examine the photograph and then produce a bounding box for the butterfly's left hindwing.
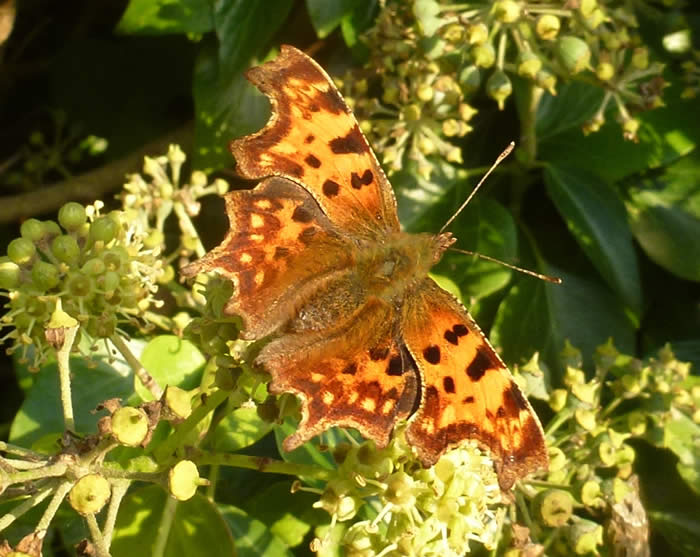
[402,279,548,489]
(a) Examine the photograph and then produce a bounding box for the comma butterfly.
[183,45,548,489]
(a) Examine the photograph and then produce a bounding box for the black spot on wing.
[386,355,403,376]
[443,376,456,393]
[305,154,321,168]
[423,345,441,365]
[342,362,358,375]
[465,348,493,381]
[291,206,313,223]
[329,125,368,155]
[322,179,340,198]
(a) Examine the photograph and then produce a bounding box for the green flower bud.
[580,480,602,507]
[517,51,542,79]
[0,258,21,290]
[631,47,649,69]
[111,407,149,447]
[143,229,164,249]
[8,237,37,265]
[385,471,417,507]
[492,1,521,23]
[58,202,87,232]
[403,103,422,122]
[102,247,129,272]
[582,113,605,134]
[536,69,557,95]
[627,411,647,435]
[51,235,81,265]
[568,518,603,554]
[168,460,201,501]
[579,0,598,17]
[571,380,598,405]
[585,8,607,29]
[557,36,592,74]
[90,216,118,244]
[88,314,117,338]
[458,65,481,94]
[534,489,574,527]
[486,69,512,110]
[164,386,192,420]
[471,43,496,68]
[101,270,120,295]
[550,389,568,411]
[20,218,45,242]
[596,61,615,81]
[458,103,477,122]
[622,118,640,141]
[598,441,616,466]
[416,84,434,102]
[442,23,464,43]
[575,408,597,431]
[31,261,60,290]
[548,447,567,472]
[536,14,560,40]
[81,258,106,275]
[69,474,111,515]
[467,23,489,45]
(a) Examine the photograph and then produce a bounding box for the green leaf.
[626,155,700,282]
[9,355,134,447]
[544,164,642,312]
[193,0,293,170]
[111,486,235,557]
[491,267,635,376]
[211,407,273,452]
[539,81,699,183]
[649,510,700,557]
[534,81,604,142]
[136,335,205,401]
[306,0,356,38]
[117,0,215,35]
[242,480,326,548]
[219,504,293,557]
[274,418,338,472]
[663,408,700,495]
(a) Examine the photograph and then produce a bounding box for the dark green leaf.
[306,0,356,38]
[649,510,700,557]
[544,164,642,312]
[193,0,293,170]
[626,154,700,281]
[111,486,236,557]
[274,418,339,472]
[663,409,700,495]
[491,267,635,376]
[117,0,215,35]
[218,504,293,557]
[534,81,603,142]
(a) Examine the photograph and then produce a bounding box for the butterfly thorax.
[360,231,456,303]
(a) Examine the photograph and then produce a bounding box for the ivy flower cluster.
[343,0,669,178]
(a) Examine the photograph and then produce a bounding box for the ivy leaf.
[116,0,215,35]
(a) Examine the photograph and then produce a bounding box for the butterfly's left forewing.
[402,279,548,489]
[231,45,400,237]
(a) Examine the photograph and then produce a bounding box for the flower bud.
[486,69,512,110]
[466,23,488,45]
[90,216,118,244]
[69,474,111,515]
[8,237,37,265]
[20,218,45,242]
[632,47,649,69]
[52,235,81,265]
[549,389,568,412]
[536,69,557,95]
[596,61,615,81]
[31,261,60,290]
[0,258,21,290]
[58,202,87,232]
[568,518,604,554]
[458,65,481,94]
[536,14,560,40]
[163,386,193,420]
[471,43,496,68]
[622,118,640,141]
[575,408,597,431]
[580,480,603,507]
[492,1,521,23]
[517,51,542,79]
[557,36,592,74]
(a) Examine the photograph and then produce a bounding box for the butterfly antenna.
[439,141,514,235]
[448,247,562,284]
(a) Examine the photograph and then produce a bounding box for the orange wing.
[231,45,400,237]
[257,298,417,451]
[402,279,548,490]
[181,177,352,339]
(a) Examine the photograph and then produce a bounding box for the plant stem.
[192,449,334,482]
[0,485,54,533]
[152,496,178,557]
[36,480,74,531]
[110,333,163,399]
[85,513,111,557]
[102,479,130,547]
[519,82,543,166]
[56,324,79,433]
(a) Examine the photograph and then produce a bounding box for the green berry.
[466,23,488,45]
[458,65,481,94]
[517,51,542,79]
[52,235,81,265]
[81,258,106,275]
[58,202,87,231]
[90,216,118,244]
[31,261,60,290]
[20,219,45,242]
[536,14,560,40]
[471,42,496,68]
[557,36,592,75]
[0,258,21,290]
[102,270,120,294]
[168,460,201,501]
[7,237,37,265]
[492,1,521,23]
